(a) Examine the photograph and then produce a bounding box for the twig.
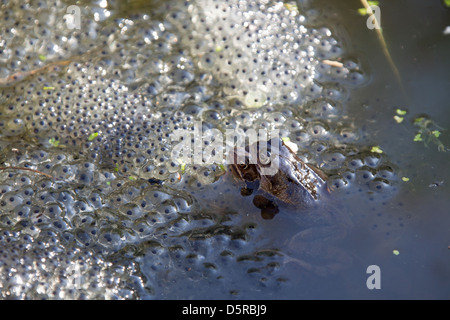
[0,60,71,86]
[360,0,406,96]
[0,166,53,179]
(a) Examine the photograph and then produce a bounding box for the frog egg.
[0,183,13,195]
[321,152,346,170]
[171,69,195,85]
[166,9,190,29]
[368,178,394,194]
[303,82,323,99]
[196,167,219,185]
[143,188,171,206]
[0,193,24,211]
[356,169,376,184]
[235,111,254,128]
[17,186,35,200]
[364,154,382,168]
[308,121,330,138]
[198,53,216,70]
[119,203,145,220]
[293,130,311,145]
[97,229,124,251]
[263,112,286,128]
[286,119,304,131]
[376,165,396,181]
[73,200,93,213]
[341,171,356,183]
[347,71,367,86]
[338,128,359,144]
[321,83,348,102]
[1,118,26,137]
[202,110,223,124]
[244,91,267,108]
[308,99,340,118]
[330,65,350,80]
[310,141,329,154]
[14,174,33,187]
[132,219,153,237]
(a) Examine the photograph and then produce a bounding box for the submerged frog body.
[230,138,328,218]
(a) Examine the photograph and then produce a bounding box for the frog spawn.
[0,234,142,299]
[167,0,365,107]
[0,142,286,298]
[0,0,398,298]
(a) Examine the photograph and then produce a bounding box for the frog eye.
[258,149,271,165]
[238,163,249,170]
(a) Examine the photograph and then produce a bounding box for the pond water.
[0,0,448,299]
[311,0,450,299]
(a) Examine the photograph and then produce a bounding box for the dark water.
[296,0,450,299]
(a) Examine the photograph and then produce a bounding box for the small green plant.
[413,116,447,152]
[88,132,99,141]
[48,137,60,147]
[357,1,379,15]
[370,145,383,154]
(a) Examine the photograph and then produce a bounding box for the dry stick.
[0,166,53,179]
[0,46,104,87]
[0,60,72,86]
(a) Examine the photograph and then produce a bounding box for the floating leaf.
[393,249,400,256]
[358,1,379,15]
[88,132,99,141]
[396,109,407,115]
[357,8,367,15]
[48,138,60,147]
[38,54,47,61]
[393,115,404,123]
[370,145,383,154]
[43,86,55,90]
[128,176,136,181]
[413,133,423,142]
[444,0,450,8]
[180,163,186,174]
[413,117,425,124]
[284,3,299,12]
[401,177,409,182]
[431,130,441,138]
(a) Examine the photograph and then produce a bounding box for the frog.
[229,137,329,219]
[228,137,353,275]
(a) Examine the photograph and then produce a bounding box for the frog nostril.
[240,187,253,196]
